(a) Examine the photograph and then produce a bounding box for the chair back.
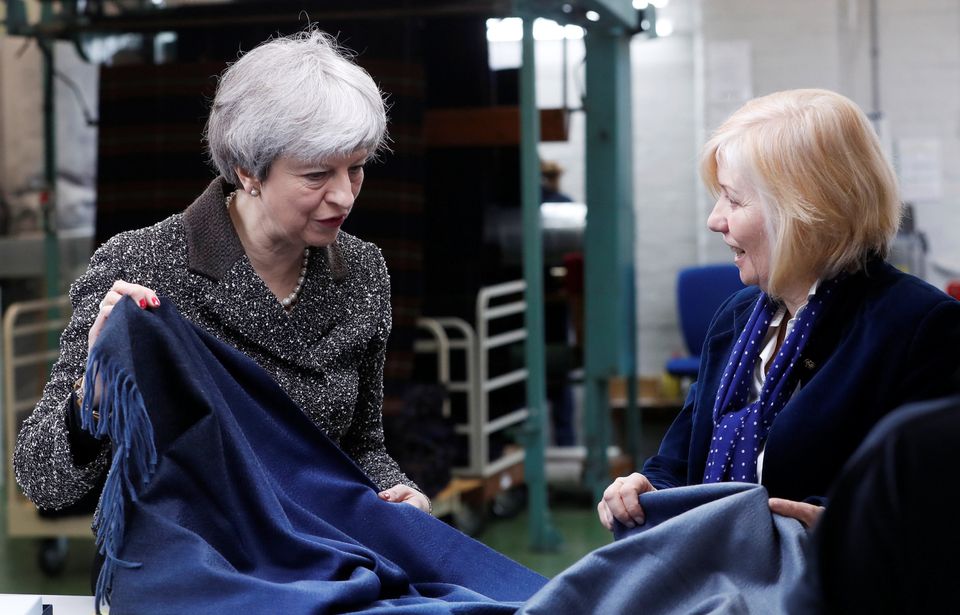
[677,264,745,355]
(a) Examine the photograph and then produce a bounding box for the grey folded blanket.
[521,483,807,615]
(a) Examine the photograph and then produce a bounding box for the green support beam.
[518,16,562,552]
[40,3,63,355]
[582,23,637,502]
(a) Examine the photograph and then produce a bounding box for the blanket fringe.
[80,346,158,613]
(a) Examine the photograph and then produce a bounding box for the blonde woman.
[599,89,960,530]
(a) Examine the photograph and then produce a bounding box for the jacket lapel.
[793,264,880,386]
[182,178,339,371]
[702,289,760,373]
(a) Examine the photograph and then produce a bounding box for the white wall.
[631,29,698,376]
[876,0,960,287]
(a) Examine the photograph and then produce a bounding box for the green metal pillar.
[39,4,63,359]
[519,17,562,552]
[40,3,61,302]
[582,25,637,502]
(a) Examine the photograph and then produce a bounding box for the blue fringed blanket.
[81,298,546,614]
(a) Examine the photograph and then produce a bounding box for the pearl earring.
[250,188,260,197]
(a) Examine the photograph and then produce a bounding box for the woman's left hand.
[769,497,824,529]
[379,484,431,513]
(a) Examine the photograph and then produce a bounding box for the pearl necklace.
[226,190,310,311]
[281,248,310,310]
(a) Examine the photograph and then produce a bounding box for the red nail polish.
[151,297,160,306]
[138,298,147,308]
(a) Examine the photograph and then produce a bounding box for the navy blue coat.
[643,260,960,503]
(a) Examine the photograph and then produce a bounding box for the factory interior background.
[0,0,956,597]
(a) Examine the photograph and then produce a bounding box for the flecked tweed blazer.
[15,177,416,511]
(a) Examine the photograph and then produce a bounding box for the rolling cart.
[3,296,92,575]
[415,280,531,533]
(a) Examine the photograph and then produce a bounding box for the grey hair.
[205,28,389,184]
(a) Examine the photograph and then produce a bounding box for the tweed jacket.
[15,177,416,511]
[643,259,960,504]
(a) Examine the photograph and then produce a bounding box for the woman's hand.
[598,472,657,530]
[88,280,161,351]
[768,497,824,529]
[379,484,431,513]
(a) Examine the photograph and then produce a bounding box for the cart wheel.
[452,504,485,537]
[490,486,526,519]
[37,537,68,576]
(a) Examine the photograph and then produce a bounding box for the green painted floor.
[0,492,607,595]
[0,523,96,595]
[473,498,612,578]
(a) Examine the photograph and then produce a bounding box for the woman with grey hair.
[598,88,960,532]
[15,29,431,522]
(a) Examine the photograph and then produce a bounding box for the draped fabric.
[704,279,839,483]
[80,298,546,614]
[521,483,809,615]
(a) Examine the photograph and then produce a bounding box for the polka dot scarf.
[703,278,839,484]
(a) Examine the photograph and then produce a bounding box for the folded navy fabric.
[81,298,546,614]
[521,483,808,615]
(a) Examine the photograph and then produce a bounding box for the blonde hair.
[700,89,901,297]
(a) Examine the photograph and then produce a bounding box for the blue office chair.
[665,264,745,380]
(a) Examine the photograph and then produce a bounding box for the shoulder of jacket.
[92,213,184,262]
[863,262,954,313]
[333,231,387,277]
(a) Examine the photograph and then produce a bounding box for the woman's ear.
[234,167,260,195]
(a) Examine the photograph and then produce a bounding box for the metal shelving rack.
[415,280,530,504]
[414,280,529,484]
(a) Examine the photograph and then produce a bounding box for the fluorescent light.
[486,17,523,42]
[533,18,566,40]
[655,17,674,36]
[563,24,585,39]
[487,17,584,41]
[585,10,600,22]
[632,0,649,9]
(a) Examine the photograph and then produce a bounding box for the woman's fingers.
[88,280,161,350]
[599,472,655,530]
[379,484,431,513]
[87,307,109,351]
[619,474,652,525]
[597,500,614,531]
[108,280,161,310]
[768,497,825,529]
